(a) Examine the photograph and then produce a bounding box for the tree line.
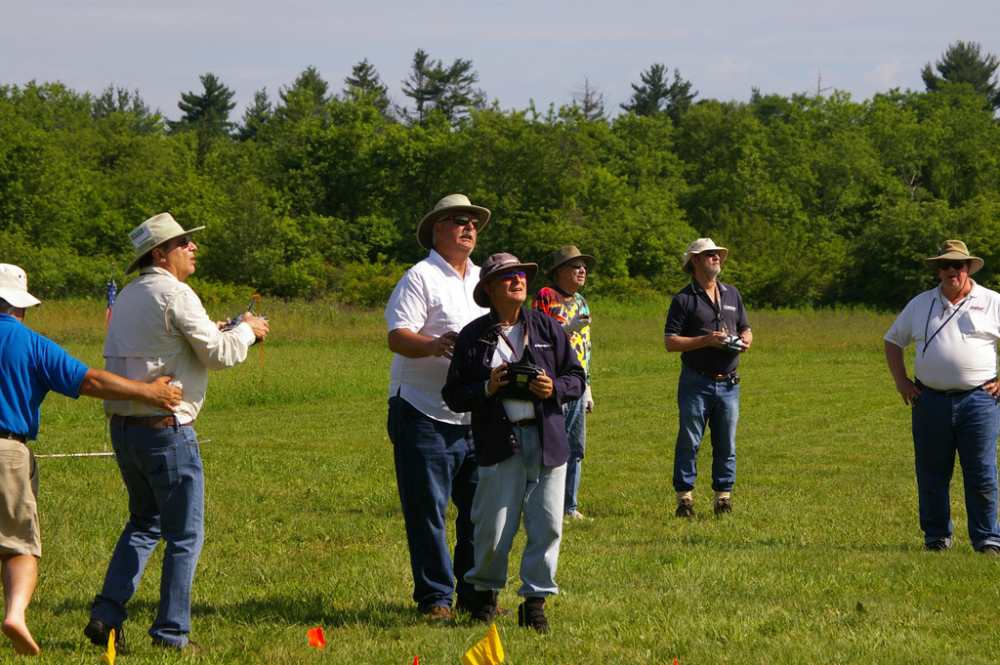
[1,41,999,310]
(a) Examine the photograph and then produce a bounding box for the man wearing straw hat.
[0,263,181,657]
[384,194,490,622]
[664,238,752,519]
[85,213,269,652]
[443,253,586,632]
[884,240,1000,555]
[532,246,596,521]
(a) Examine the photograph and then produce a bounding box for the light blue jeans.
[562,397,586,514]
[90,419,204,648]
[465,425,566,598]
[673,366,739,493]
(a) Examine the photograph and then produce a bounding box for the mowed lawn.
[16,299,1000,664]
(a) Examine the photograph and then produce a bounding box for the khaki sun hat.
[683,238,729,275]
[924,239,984,275]
[416,194,491,251]
[545,246,597,281]
[473,253,539,308]
[126,213,205,274]
[0,264,42,309]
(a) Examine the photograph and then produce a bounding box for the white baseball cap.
[0,264,42,308]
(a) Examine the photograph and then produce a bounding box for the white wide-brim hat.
[416,194,491,251]
[126,213,205,274]
[683,238,729,275]
[0,264,41,308]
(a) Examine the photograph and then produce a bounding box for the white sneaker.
[564,510,592,521]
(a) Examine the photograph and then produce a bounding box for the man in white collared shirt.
[885,239,1000,555]
[86,213,269,652]
[384,194,490,622]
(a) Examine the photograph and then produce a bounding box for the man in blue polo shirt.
[663,239,753,519]
[0,264,180,657]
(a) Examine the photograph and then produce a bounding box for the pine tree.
[172,72,236,137]
[237,88,272,141]
[343,58,390,113]
[922,41,1000,111]
[620,64,696,125]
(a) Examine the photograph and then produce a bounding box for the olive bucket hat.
[545,246,597,281]
[473,253,539,308]
[924,239,983,275]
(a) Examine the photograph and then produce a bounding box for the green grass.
[11,298,1000,663]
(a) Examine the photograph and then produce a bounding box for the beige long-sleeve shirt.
[103,267,256,422]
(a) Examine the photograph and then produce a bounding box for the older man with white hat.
[885,239,1000,555]
[0,264,181,657]
[664,238,753,520]
[85,213,269,653]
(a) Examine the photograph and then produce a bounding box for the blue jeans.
[673,366,739,493]
[387,397,478,612]
[562,397,586,514]
[465,424,565,598]
[90,419,204,648]
[912,384,1000,551]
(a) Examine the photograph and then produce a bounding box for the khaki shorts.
[0,438,41,558]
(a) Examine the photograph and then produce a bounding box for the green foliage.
[922,40,1000,111]
[401,49,486,125]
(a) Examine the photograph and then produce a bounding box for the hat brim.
[546,254,597,281]
[925,253,984,275]
[126,226,205,274]
[474,263,538,308]
[0,289,41,308]
[683,248,729,274]
[417,206,491,251]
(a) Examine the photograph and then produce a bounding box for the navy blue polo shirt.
[0,314,89,440]
[664,279,751,376]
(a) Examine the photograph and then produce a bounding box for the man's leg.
[1,554,40,656]
[708,379,739,495]
[465,450,527,593]
[450,430,479,611]
[911,390,957,546]
[561,398,586,516]
[954,390,1000,551]
[519,426,566,598]
[673,368,712,500]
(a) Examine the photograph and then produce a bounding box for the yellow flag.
[461,623,504,665]
[102,628,116,665]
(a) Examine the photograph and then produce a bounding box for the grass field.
[10,298,1000,664]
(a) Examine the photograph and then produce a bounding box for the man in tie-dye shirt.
[532,246,596,521]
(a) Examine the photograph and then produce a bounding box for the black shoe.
[925,540,950,552]
[675,498,695,520]
[714,498,733,516]
[979,544,1000,557]
[518,597,549,633]
[467,589,498,624]
[84,619,125,651]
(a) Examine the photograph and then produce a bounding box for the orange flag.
[308,626,326,648]
[413,657,420,665]
[101,628,116,665]
[460,623,504,665]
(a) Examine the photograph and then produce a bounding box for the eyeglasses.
[162,236,192,252]
[570,262,587,271]
[438,215,480,229]
[701,251,721,258]
[938,260,969,271]
[499,270,526,282]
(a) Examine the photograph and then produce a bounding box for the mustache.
[460,229,475,239]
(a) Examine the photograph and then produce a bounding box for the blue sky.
[3,0,998,121]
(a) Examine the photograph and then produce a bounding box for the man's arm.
[78,371,183,411]
[664,331,729,353]
[884,340,921,407]
[388,328,458,359]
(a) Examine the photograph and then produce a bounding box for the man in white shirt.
[384,194,490,622]
[86,213,269,652]
[885,240,1000,555]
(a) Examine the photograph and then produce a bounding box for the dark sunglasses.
[499,270,526,281]
[570,262,587,271]
[438,214,480,228]
[162,235,192,252]
[938,260,969,271]
[701,251,721,258]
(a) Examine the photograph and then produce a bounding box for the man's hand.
[983,380,1000,400]
[584,384,594,413]
[564,312,591,335]
[428,331,459,359]
[894,377,922,406]
[738,330,753,353]
[529,369,554,400]
[242,312,270,342]
[145,375,183,411]
[704,331,729,349]
[486,362,509,396]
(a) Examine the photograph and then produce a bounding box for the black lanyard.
[495,321,527,362]
[699,283,729,334]
[922,293,968,357]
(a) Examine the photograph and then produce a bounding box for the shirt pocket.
[960,309,998,340]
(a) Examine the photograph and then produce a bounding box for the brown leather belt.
[684,365,738,382]
[511,418,537,428]
[110,415,193,429]
[0,432,27,443]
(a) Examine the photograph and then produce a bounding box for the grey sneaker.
[925,539,951,552]
[675,498,695,519]
[713,498,733,516]
[979,544,1000,557]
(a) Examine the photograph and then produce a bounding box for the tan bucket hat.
[126,213,205,274]
[545,245,597,281]
[683,238,729,275]
[0,264,42,308]
[924,239,983,274]
[416,194,491,251]
[473,253,539,308]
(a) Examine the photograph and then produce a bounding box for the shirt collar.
[428,249,475,279]
[139,266,179,281]
[691,279,727,295]
[935,279,979,305]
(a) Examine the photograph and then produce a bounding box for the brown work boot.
[421,606,454,623]
[713,497,733,516]
[675,498,695,519]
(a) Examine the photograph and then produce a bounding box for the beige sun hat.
[924,239,983,275]
[473,253,539,308]
[545,245,597,281]
[416,194,491,251]
[126,213,205,274]
[682,238,729,275]
[0,264,42,309]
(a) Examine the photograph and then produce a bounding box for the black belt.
[511,418,537,428]
[683,365,738,382]
[110,415,193,429]
[0,432,27,443]
[917,378,996,397]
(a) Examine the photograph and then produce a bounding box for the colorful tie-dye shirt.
[532,286,591,383]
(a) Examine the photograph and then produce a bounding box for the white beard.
[703,264,722,280]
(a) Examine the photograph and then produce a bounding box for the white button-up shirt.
[103,267,256,422]
[385,250,487,424]
[885,281,1000,391]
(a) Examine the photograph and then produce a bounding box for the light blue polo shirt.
[0,313,89,440]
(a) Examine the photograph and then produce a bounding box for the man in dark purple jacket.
[442,253,586,633]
